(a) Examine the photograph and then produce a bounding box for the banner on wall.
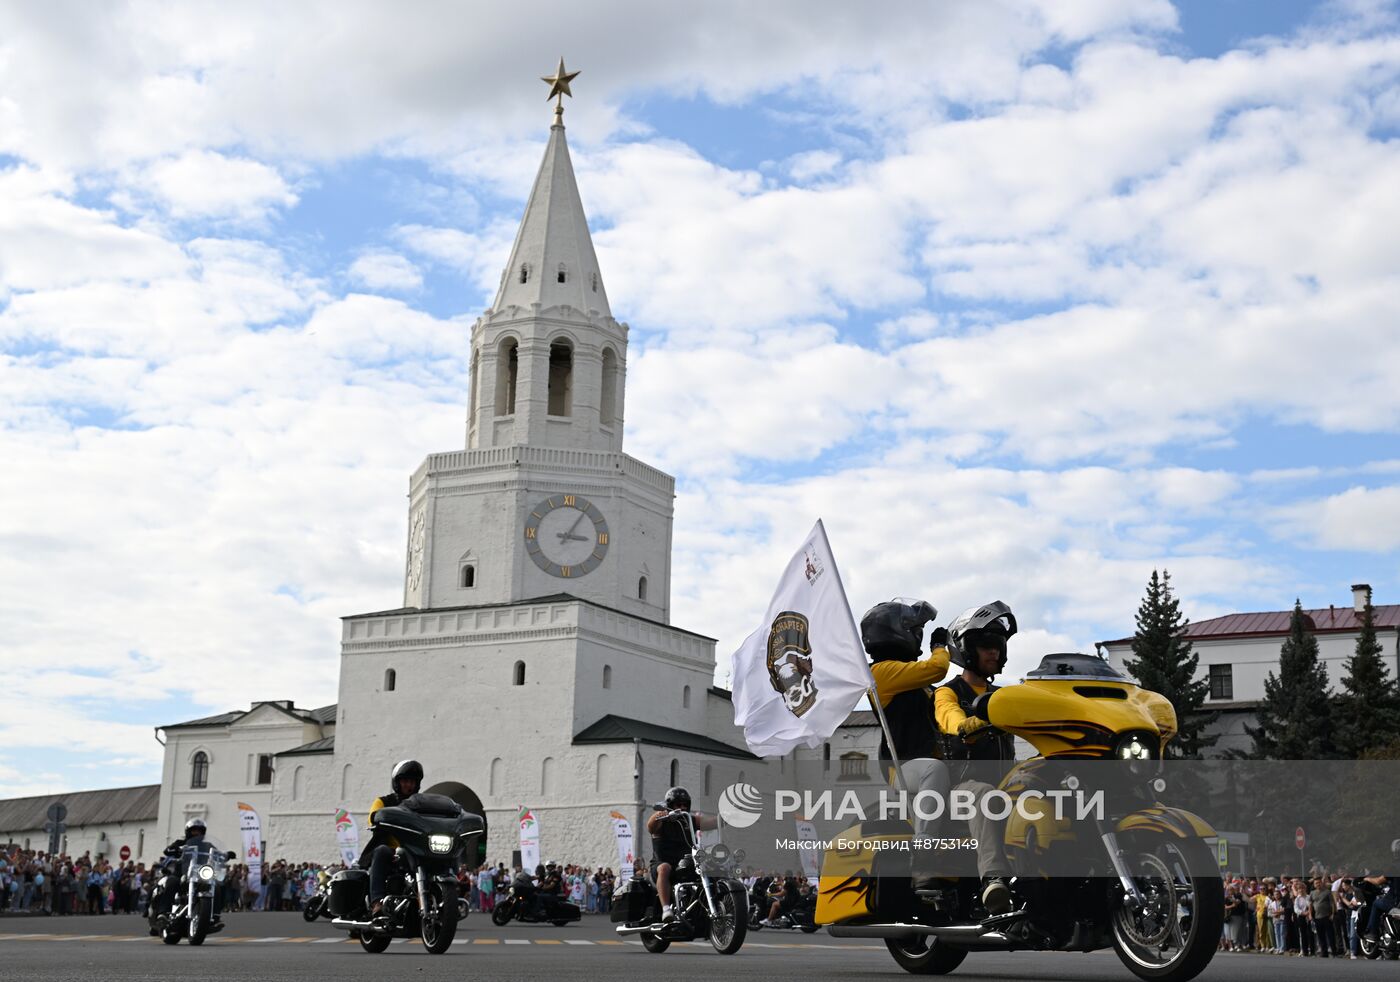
[334,807,360,866]
[518,807,540,872]
[236,802,263,895]
[609,811,635,880]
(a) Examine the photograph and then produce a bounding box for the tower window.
[460,565,476,588]
[513,661,526,686]
[256,754,274,785]
[682,685,690,709]
[600,347,618,427]
[590,272,598,292]
[495,338,518,416]
[190,752,209,789]
[638,576,648,601]
[519,263,530,284]
[669,759,679,786]
[603,664,612,689]
[384,668,396,692]
[547,340,573,416]
[557,263,567,283]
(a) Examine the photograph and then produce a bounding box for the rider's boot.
[980,877,1012,916]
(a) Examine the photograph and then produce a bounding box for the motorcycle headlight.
[1114,732,1155,761]
[428,834,453,854]
[198,865,215,881]
[709,844,730,863]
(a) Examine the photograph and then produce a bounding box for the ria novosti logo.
[717,783,764,828]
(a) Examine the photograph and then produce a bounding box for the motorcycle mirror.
[225,850,236,859]
[652,802,667,811]
[971,691,994,721]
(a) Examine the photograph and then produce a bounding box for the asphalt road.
[0,911,1391,981]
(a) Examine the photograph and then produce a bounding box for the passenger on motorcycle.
[933,601,1018,916]
[360,759,424,916]
[861,599,952,894]
[535,862,565,919]
[762,870,801,926]
[1362,841,1400,943]
[647,786,719,922]
[157,818,223,923]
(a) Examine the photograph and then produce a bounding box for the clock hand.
[564,510,587,537]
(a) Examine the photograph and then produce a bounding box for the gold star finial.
[541,57,579,124]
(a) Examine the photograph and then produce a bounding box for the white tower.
[402,71,673,623]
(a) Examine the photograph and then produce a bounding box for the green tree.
[1334,588,1400,757]
[1246,600,1336,759]
[1124,569,1218,758]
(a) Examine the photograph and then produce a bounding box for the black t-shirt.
[651,812,695,865]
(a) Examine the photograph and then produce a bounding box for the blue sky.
[2,0,1399,798]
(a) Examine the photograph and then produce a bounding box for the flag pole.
[818,520,910,795]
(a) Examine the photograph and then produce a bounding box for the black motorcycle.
[328,792,484,954]
[755,886,819,933]
[149,842,235,946]
[491,873,582,926]
[1358,879,1400,960]
[612,807,748,954]
[302,878,333,922]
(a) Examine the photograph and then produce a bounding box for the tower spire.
[540,57,580,126]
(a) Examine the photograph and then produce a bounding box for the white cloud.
[144,150,296,220]
[348,250,422,292]
[1276,485,1400,552]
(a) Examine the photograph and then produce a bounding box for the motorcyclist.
[360,759,423,916]
[647,786,718,922]
[933,601,1018,916]
[861,598,951,894]
[1362,840,1400,944]
[762,869,801,927]
[535,862,565,919]
[157,818,223,922]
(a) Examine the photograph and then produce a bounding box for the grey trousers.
[951,779,1012,879]
[900,758,950,876]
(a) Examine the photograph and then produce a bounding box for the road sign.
[47,802,67,823]
[119,845,131,862]
[1217,838,1229,868]
[1295,826,1306,850]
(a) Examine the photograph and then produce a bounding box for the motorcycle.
[612,807,749,954]
[820,652,1223,982]
[755,886,820,933]
[302,878,333,922]
[1357,879,1400,960]
[150,842,235,946]
[490,874,582,926]
[327,792,484,954]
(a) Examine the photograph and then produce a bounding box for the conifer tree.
[1246,600,1336,759]
[1124,569,1217,758]
[1335,587,1400,757]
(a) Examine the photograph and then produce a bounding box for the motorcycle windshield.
[373,804,480,842]
[181,842,227,880]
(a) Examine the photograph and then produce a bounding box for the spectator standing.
[1310,876,1336,957]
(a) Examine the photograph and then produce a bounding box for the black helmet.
[664,786,691,810]
[947,602,1017,674]
[391,759,424,796]
[861,598,937,662]
[184,818,207,838]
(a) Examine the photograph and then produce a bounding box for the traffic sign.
[1295,826,1306,850]
[47,802,66,823]
[1217,838,1229,868]
[119,845,131,862]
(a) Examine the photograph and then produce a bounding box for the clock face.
[406,507,426,591]
[524,493,610,578]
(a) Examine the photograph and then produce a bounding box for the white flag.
[731,519,873,756]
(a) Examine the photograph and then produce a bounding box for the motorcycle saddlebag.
[610,876,653,924]
[328,869,370,917]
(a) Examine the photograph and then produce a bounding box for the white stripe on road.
[563,939,595,944]
[311,938,345,943]
[504,939,531,944]
[246,936,287,942]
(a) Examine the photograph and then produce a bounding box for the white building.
[2,95,888,868]
[0,785,160,865]
[1100,584,1400,756]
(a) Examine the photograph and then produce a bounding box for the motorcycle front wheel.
[491,898,514,926]
[422,880,459,954]
[884,936,968,975]
[709,889,747,955]
[1110,832,1223,982]
[358,931,392,953]
[303,896,322,922]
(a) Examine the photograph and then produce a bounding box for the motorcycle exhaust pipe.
[614,924,665,936]
[828,923,1012,948]
[331,917,379,932]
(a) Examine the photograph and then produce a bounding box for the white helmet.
[947,601,1017,672]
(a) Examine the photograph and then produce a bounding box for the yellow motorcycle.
[818,652,1222,981]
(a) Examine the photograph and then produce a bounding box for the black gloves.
[929,626,950,650]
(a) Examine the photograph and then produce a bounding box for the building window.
[603,664,612,689]
[293,765,306,801]
[1208,664,1233,701]
[495,338,518,416]
[138,830,144,858]
[557,263,567,283]
[669,759,679,786]
[384,668,396,692]
[638,576,648,602]
[519,263,530,284]
[490,757,503,796]
[703,764,712,796]
[256,754,274,786]
[600,347,618,427]
[513,661,526,686]
[547,340,573,416]
[190,752,208,789]
[541,756,555,795]
[823,743,831,773]
[590,272,598,292]
[460,565,476,588]
[838,751,869,782]
[682,685,691,709]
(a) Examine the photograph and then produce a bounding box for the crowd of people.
[1220,869,1391,958]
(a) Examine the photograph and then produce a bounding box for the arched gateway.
[426,781,488,866]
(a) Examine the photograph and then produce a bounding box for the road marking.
[283,937,314,942]
[597,939,624,944]
[472,938,500,944]
[504,938,530,944]
[534,938,562,944]
[312,938,344,943]
[563,939,594,944]
[247,936,287,942]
